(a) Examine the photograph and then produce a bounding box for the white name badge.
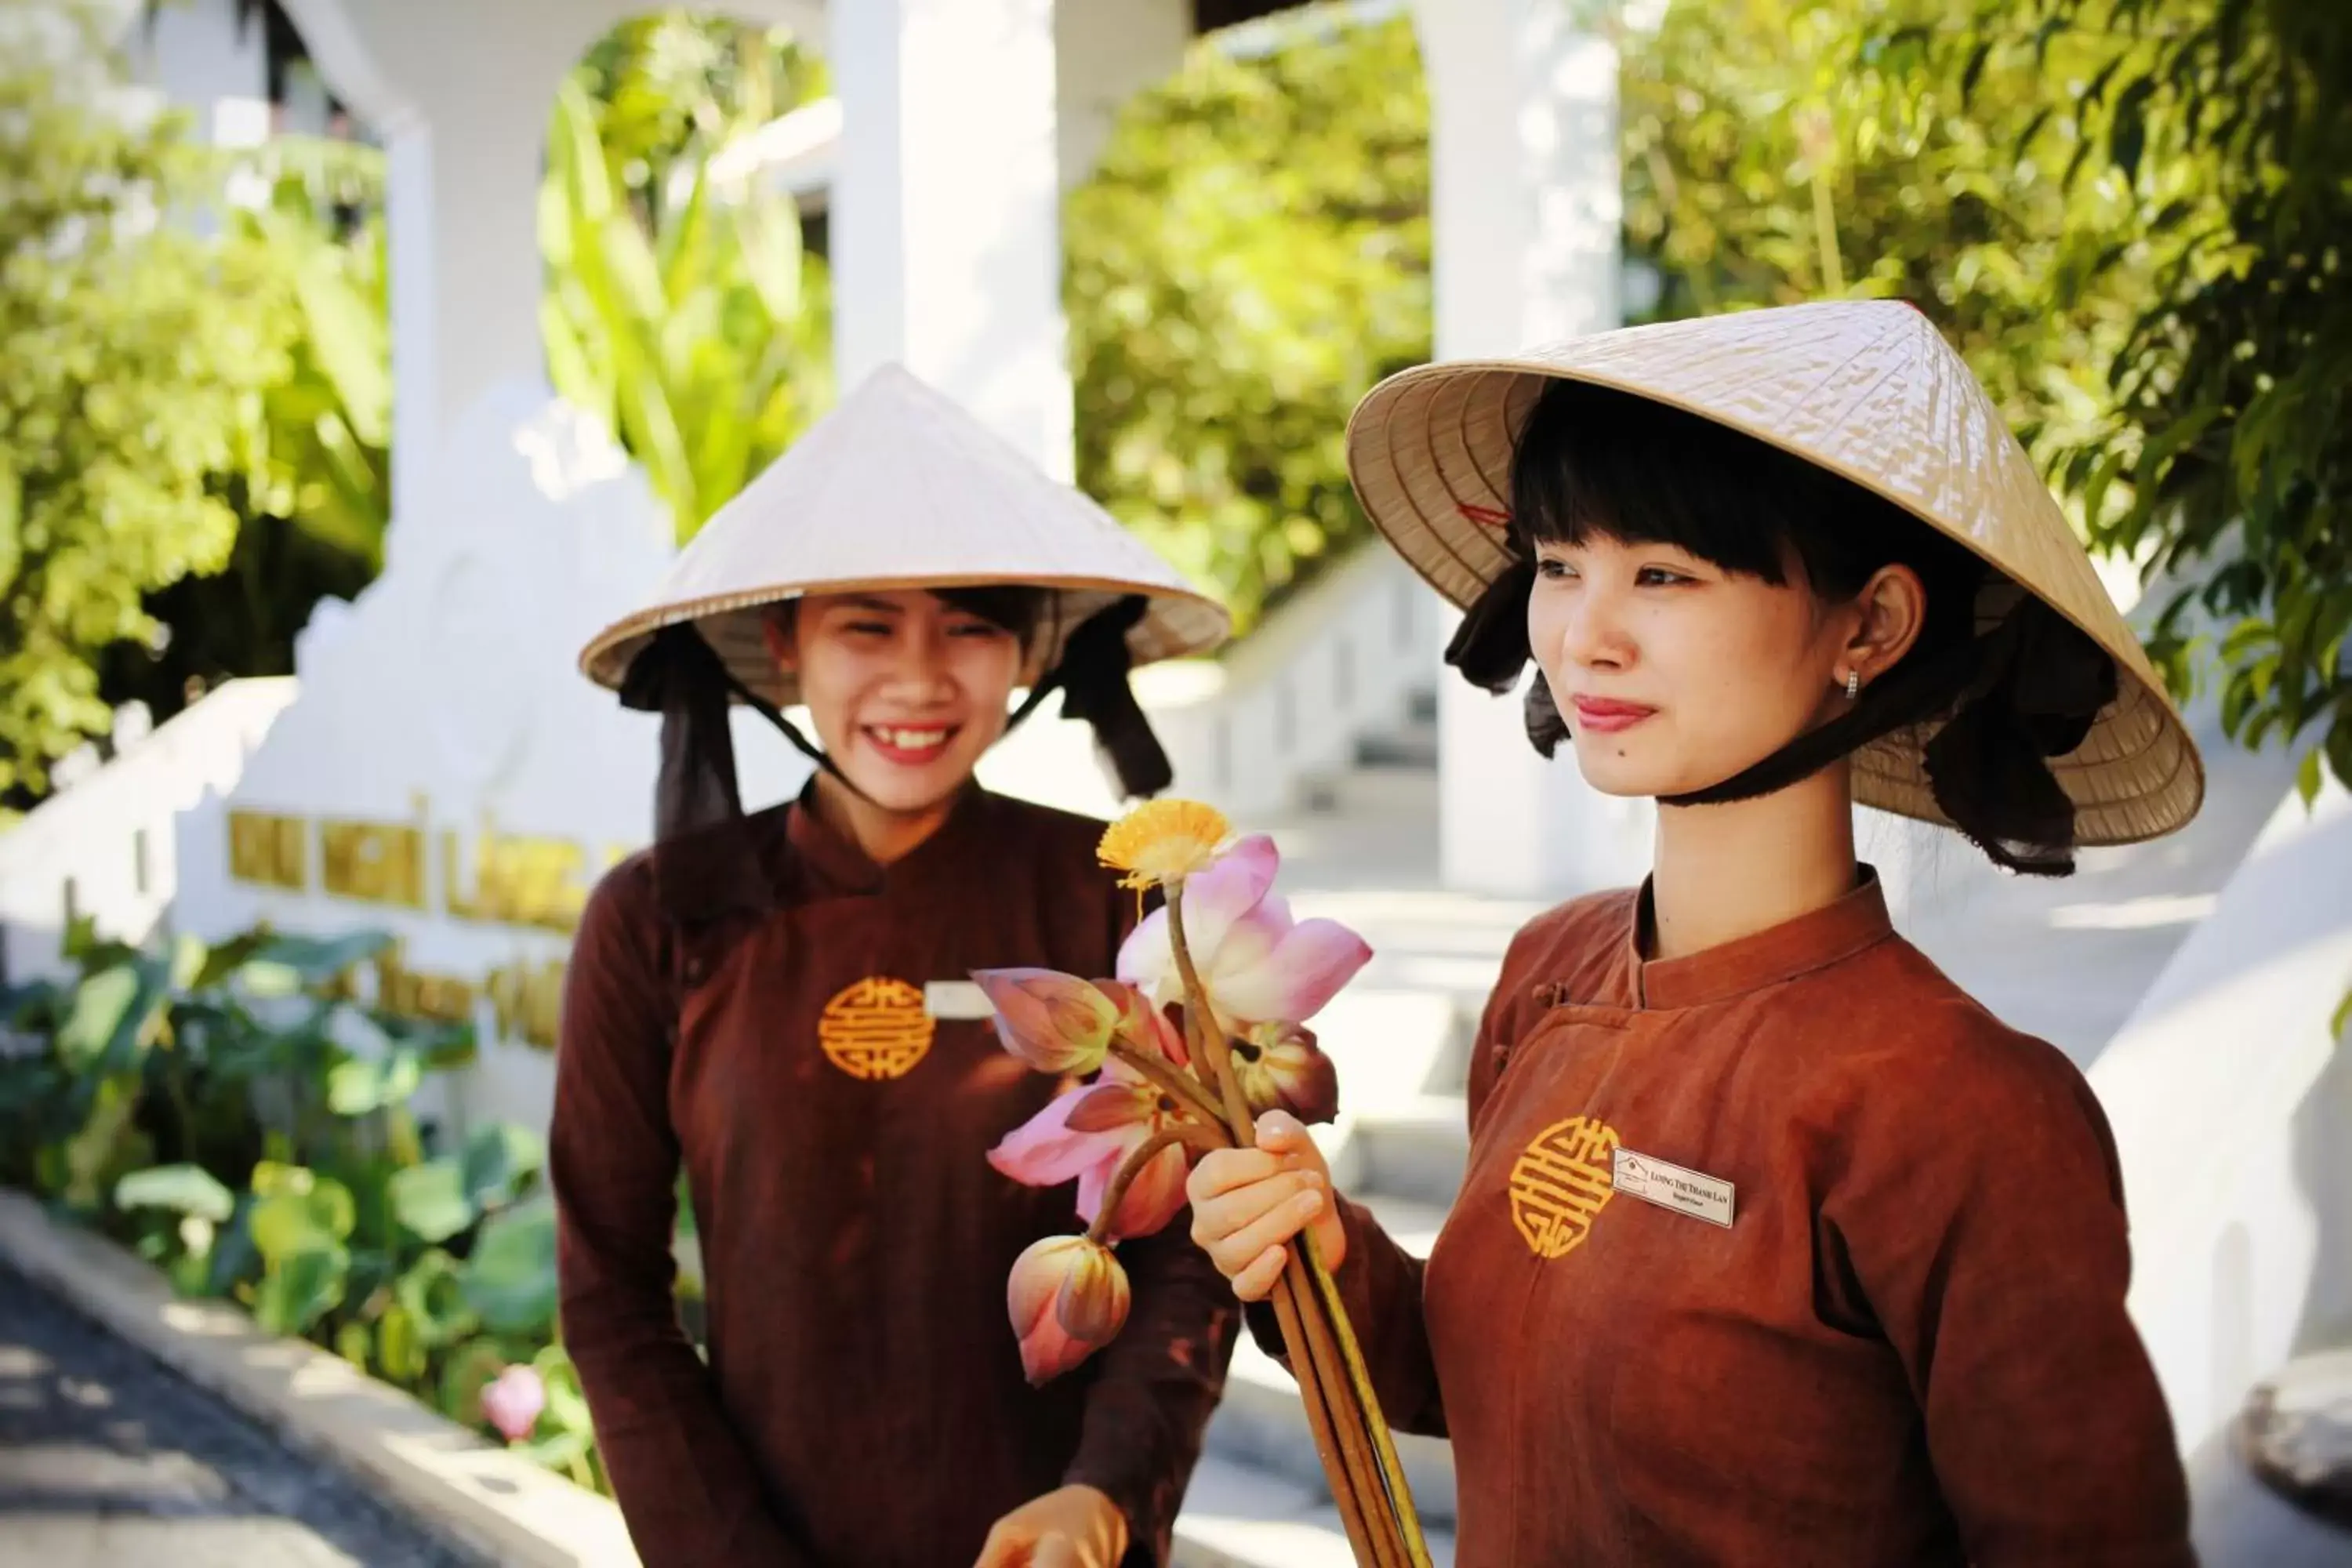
[924,981,996,1021]
[1612,1147,1736,1229]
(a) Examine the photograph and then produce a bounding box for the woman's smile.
[859,722,960,766]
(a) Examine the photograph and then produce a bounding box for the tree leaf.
[57,956,171,1074]
[462,1123,546,1210]
[114,1163,235,1223]
[325,1048,422,1116]
[252,1247,347,1335]
[393,1249,477,1346]
[387,1159,474,1244]
[460,1203,559,1334]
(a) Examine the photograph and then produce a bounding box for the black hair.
[935,584,1051,648]
[1451,377,2117,876]
[772,585,1051,648]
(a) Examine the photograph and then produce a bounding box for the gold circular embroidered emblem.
[817,976,935,1081]
[1508,1115,1621,1260]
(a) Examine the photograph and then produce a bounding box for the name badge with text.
[924,981,995,1021]
[1612,1147,1735,1229]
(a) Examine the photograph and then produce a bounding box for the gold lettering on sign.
[321,800,427,910]
[228,811,309,891]
[373,940,477,1028]
[443,821,589,935]
[486,960,566,1053]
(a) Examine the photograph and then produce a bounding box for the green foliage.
[1970,0,2352,789]
[1628,0,2352,789]
[0,921,612,1476]
[1066,11,1431,630]
[540,19,831,542]
[0,11,286,795]
[1621,1,2171,481]
[105,140,392,727]
[24,12,827,791]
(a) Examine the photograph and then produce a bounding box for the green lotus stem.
[1167,878,1425,1565]
[1106,1039,1226,1127]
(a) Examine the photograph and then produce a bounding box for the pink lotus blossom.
[989,1057,1192,1240]
[1116,835,1371,1026]
[1236,1021,1341,1125]
[973,968,1120,1074]
[481,1365,545,1442]
[1007,1235,1131,1384]
[1097,978,1187,1066]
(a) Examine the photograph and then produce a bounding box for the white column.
[1414,0,1640,898]
[830,0,1073,477]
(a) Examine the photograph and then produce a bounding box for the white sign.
[173,382,811,1137]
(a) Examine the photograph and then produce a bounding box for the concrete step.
[1199,1196,1457,1527]
[1348,1094,1471,1211]
[1174,1454,1459,1567]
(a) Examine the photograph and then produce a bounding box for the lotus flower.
[481,1364,545,1442]
[1234,1021,1340,1125]
[989,1056,1192,1239]
[974,968,1121,1074]
[1117,835,1371,1025]
[1008,1235,1131,1383]
[1097,799,1231,891]
[1098,977,1186,1066]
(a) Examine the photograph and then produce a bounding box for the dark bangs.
[935,585,1050,646]
[1508,377,1976,604]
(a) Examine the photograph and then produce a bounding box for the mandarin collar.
[782,777,993,899]
[1614,866,1894,1011]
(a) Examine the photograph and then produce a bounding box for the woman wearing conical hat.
[1187,302,2199,1563]
[554,365,1237,1567]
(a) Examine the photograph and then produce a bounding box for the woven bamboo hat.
[1345,299,2202,846]
[580,364,1229,706]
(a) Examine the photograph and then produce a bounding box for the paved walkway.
[0,1262,477,1568]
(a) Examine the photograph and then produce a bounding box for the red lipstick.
[1570,697,1657,735]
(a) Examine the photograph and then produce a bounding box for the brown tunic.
[1309,873,2193,1566]
[553,785,1236,1567]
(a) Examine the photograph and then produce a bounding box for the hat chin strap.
[1442,552,2112,877]
[622,598,1174,848]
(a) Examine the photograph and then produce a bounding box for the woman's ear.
[762,604,797,674]
[1844,564,1929,688]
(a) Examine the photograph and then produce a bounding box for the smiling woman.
[552,364,1239,1568]
[765,588,1042,859]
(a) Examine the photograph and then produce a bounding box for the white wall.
[2091,779,2352,1451]
[0,682,296,984]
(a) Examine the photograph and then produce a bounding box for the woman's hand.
[972,1483,1127,1568]
[1185,1111,1345,1301]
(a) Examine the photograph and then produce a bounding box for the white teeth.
[878,727,947,750]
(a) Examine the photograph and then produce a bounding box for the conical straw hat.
[580,364,1229,706]
[1346,299,2203,845]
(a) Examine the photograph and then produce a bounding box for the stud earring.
[1845,669,1861,700]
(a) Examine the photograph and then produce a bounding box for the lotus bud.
[481,1364,545,1443]
[1007,1235,1131,1384]
[973,968,1120,1075]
